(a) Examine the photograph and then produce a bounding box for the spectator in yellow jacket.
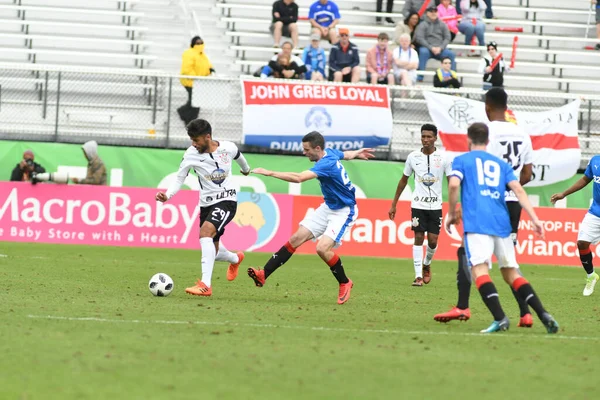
[178,36,215,125]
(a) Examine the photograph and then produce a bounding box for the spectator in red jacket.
[366,32,395,85]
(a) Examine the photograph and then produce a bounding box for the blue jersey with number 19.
[450,150,518,237]
[310,149,356,210]
[583,155,600,218]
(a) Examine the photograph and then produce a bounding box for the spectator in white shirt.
[393,33,419,87]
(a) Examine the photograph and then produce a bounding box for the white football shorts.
[578,212,600,244]
[300,203,358,245]
[465,233,519,269]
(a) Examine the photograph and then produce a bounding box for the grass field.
[2,242,600,400]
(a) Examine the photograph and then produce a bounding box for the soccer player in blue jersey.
[446,123,559,333]
[551,159,600,296]
[248,131,374,304]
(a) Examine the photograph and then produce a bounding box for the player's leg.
[186,202,236,296]
[578,213,600,296]
[496,237,559,334]
[506,201,533,326]
[422,210,442,284]
[411,208,426,286]
[214,241,244,281]
[468,234,509,333]
[434,239,471,322]
[318,205,358,304]
[247,204,330,286]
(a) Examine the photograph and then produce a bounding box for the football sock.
[512,277,548,320]
[456,247,471,310]
[510,269,531,317]
[200,237,216,287]
[215,242,239,264]
[579,247,594,275]
[475,275,505,321]
[327,254,350,284]
[263,241,296,279]
[423,245,437,265]
[413,245,423,278]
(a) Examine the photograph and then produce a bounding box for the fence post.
[42,71,48,119]
[152,76,158,124]
[54,71,61,142]
[588,100,592,149]
[166,77,173,148]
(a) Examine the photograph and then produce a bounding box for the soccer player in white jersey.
[388,124,452,286]
[155,119,251,297]
[551,156,600,296]
[435,88,535,327]
[248,131,374,304]
[446,122,559,333]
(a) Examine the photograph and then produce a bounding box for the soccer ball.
[148,273,174,297]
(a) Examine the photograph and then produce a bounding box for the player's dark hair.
[186,119,212,138]
[467,122,489,145]
[421,123,438,136]
[485,87,508,110]
[302,131,325,149]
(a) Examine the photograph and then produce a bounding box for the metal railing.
[1,62,599,165]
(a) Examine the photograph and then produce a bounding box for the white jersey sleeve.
[404,153,414,177]
[443,152,453,177]
[521,134,533,166]
[165,148,194,199]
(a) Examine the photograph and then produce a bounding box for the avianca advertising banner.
[0,182,589,266]
[424,91,581,186]
[241,78,393,151]
[292,196,589,267]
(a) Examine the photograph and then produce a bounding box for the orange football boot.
[247,267,266,287]
[227,251,245,281]
[338,279,353,304]
[517,313,533,328]
[433,306,471,323]
[423,265,432,284]
[185,280,212,296]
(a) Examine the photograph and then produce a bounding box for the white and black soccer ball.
[148,273,174,297]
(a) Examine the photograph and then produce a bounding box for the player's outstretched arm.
[158,160,192,202]
[389,175,409,220]
[343,148,375,161]
[252,168,317,183]
[550,176,592,204]
[508,180,545,238]
[445,176,461,233]
[235,151,251,176]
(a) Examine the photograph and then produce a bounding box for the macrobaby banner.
[241,79,393,150]
[424,91,581,186]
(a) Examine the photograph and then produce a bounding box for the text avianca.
[249,84,385,102]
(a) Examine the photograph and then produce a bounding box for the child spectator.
[302,33,327,80]
[366,33,395,85]
[433,57,461,88]
[459,0,486,52]
[261,53,302,79]
[267,39,307,78]
[478,41,509,89]
[309,0,341,44]
[437,0,459,42]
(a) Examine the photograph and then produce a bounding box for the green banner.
[0,140,590,208]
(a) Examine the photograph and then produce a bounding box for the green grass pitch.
[2,242,600,400]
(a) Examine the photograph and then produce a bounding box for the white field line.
[26,314,600,341]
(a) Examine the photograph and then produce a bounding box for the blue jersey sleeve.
[449,155,465,181]
[585,161,594,180]
[329,148,344,160]
[333,3,341,18]
[308,3,316,19]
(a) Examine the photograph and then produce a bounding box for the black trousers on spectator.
[178,86,200,125]
[376,0,393,21]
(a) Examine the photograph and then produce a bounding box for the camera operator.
[10,150,46,182]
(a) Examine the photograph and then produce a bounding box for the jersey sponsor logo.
[216,188,237,200]
[419,172,437,187]
[414,196,439,203]
[206,168,228,185]
[480,189,502,199]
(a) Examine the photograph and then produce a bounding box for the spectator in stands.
[376,0,395,24]
[595,0,600,50]
[302,33,327,81]
[261,53,303,79]
[437,0,459,42]
[271,0,299,48]
[267,39,307,78]
[366,33,395,85]
[433,57,461,88]
[402,0,427,19]
[393,33,419,87]
[478,41,508,89]
[394,12,420,48]
[178,36,214,125]
[458,0,486,52]
[329,28,360,83]
[71,141,107,186]
[415,7,456,82]
[309,0,341,44]
[10,150,45,182]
